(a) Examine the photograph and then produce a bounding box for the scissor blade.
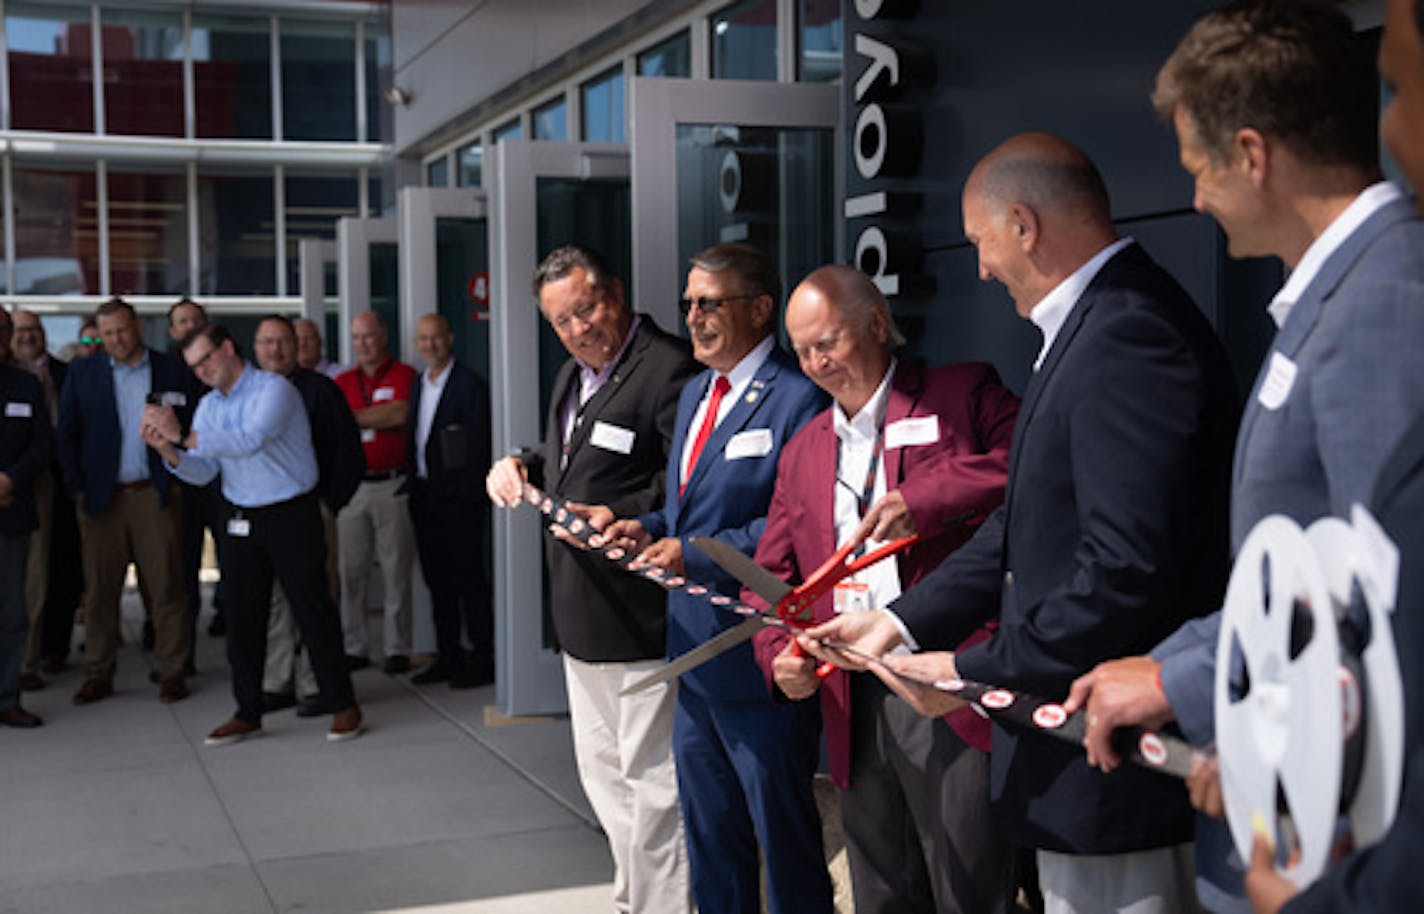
[619,615,769,696]
[688,536,792,605]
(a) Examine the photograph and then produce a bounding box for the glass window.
[6,4,95,133]
[532,97,567,141]
[799,0,841,83]
[364,26,388,143]
[197,169,276,295]
[192,15,272,139]
[13,165,100,295]
[638,31,691,77]
[284,171,360,293]
[581,66,625,142]
[100,8,185,137]
[427,157,449,187]
[493,119,523,144]
[107,168,189,296]
[457,142,483,187]
[281,18,356,141]
[711,0,777,81]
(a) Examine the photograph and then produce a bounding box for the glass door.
[488,140,631,716]
[336,215,398,366]
[628,77,841,336]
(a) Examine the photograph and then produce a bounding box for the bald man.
[405,314,493,687]
[334,312,418,673]
[807,133,1239,914]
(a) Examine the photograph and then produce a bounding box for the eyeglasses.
[187,345,220,371]
[678,293,762,317]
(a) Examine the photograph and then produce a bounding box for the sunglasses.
[677,292,762,317]
[80,335,101,345]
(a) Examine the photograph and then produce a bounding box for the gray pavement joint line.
[174,707,283,914]
[395,680,603,834]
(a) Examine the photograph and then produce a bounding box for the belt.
[116,479,152,492]
[363,470,403,482]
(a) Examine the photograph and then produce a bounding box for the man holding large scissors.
[750,265,1019,914]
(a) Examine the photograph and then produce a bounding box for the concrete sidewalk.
[0,591,613,914]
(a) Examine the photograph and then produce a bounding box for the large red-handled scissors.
[619,532,917,695]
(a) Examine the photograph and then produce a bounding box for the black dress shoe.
[449,664,495,690]
[142,619,155,650]
[296,696,336,718]
[41,657,68,675]
[19,673,45,691]
[382,654,411,675]
[207,614,226,637]
[345,654,371,672]
[0,706,44,728]
[261,690,297,713]
[411,663,452,685]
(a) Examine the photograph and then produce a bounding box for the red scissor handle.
[777,534,919,679]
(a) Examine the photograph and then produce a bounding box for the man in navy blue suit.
[597,243,832,914]
[808,134,1239,914]
[406,313,493,689]
[57,298,194,705]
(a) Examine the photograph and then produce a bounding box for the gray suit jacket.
[1157,192,1424,744]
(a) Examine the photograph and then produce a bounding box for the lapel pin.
[746,391,758,403]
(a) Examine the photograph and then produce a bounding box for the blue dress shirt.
[169,364,318,507]
[112,352,153,484]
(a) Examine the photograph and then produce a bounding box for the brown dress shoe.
[18,673,45,691]
[159,677,190,703]
[204,717,261,747]
[73,679,114,705]
[327,706,364,742]
[0,706,43,728]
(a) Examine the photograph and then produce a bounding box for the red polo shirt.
[335,357,417,474]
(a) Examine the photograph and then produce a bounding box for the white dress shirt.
[1029,237,1134,371]
[678,334,775,486]
[831,359,904,613]
[415,360,451,479]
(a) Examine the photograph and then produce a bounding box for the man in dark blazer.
[486,245,698,914]
[10,309,78,689]
[808,133,1239,913]
[406,313,493,689]
[0,308,52,728]
[595,243,830,914]
[749,264,1019,914]
[57,298,195,705]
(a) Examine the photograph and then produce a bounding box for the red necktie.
[681,375,731,495]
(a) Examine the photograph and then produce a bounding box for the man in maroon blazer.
[750,264,1020,914]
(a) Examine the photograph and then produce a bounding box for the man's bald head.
[795,265,906,348]
[350,310,390,372]
[964,132,1112,227]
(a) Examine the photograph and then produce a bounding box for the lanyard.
[355,358,393,407]
[835,422,885,559]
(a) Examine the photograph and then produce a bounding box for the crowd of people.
[3,1,1423,913]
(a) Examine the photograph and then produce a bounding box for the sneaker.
[382,654,411,675]
[328,706,363,742]
[204,717,261,747]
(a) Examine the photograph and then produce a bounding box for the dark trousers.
[0,535,28,712]
[410,488,493,673]
[218,492,354,723]
[675,685,832,914]
[39,480,82,663]
[180,480,223,659]
[841,676,1011,914]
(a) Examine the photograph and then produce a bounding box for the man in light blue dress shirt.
[143,322,360,746]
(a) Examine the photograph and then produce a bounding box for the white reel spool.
[1216,515,1340,887]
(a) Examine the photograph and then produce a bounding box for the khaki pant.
[21,469,54,675]
[263,504,338,697]
[337,477,413,658]
[77,486,188,682]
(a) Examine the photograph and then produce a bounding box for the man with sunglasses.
[595,243,830,914]
[487,245,697,914]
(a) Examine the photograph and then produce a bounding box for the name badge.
[1257,352,1297,410]
[372,386,396,402]
[724,428,773,461]
[227,517,251,538]
[885,415,939,449]
[360,427,377,443]
[833,580,871,614]
[590,420,635,455]
[160,391,187,408]
[4,401,33,418]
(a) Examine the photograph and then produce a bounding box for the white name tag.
[1257,352,1297,411]
[885,415,939,449]
[372,386,396,402]
[724,428,773,460]
[590,420,635,455]
[160,391,187,408]
[360,427,377,443]
[1352,503,1400,615]
[4,401,33,418]
[226,518,251,538]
